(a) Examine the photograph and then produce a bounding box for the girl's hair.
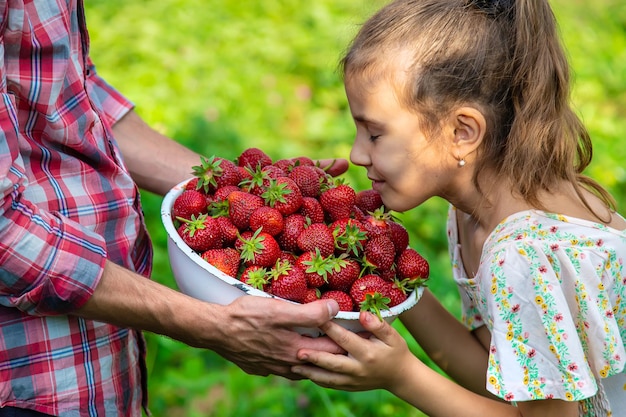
[341,0,615,215]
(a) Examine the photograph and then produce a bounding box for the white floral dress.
[447,206,626,416]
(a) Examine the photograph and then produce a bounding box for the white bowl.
[161,178,423,336]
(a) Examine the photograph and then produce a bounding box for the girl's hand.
[292,310,417,392]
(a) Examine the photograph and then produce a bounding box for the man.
[0,1,345,415]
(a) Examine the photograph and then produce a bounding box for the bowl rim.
[161,178,423,319]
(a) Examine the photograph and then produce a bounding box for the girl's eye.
[369,135,381,142]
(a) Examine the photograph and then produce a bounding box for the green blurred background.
[84,0,626,416]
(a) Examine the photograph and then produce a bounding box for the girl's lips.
[370,179,384,192]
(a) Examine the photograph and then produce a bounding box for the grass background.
[84,1,626,415]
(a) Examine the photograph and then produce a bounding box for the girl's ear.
[450,106,486,161]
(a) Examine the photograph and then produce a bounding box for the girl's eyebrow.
[353,114,384,127]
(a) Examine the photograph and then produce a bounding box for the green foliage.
[84,0,625,415]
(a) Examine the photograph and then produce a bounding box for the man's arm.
[112,110,200,195]
[75,260,342,378]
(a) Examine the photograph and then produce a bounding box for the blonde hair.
[342,0,615,214]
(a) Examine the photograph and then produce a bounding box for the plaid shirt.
[0,1,152,415]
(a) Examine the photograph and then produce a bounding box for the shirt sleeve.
[480,239,626,403]
[0,93,108,316]
[84,57,134,129]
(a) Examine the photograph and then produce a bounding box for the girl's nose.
[349,134,370,167]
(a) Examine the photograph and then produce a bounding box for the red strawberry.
[172,189,207,220]
[239,265,270,291]
[213,185,240,202]
[363,234,396,271]
[177,214,222,252]
[321,290,354,312]
[240,165,285,196]
[192,155,241,193]
[276,214,307,253]
[227,190,265,230]
[384,281,408,307]
[237,147,272,169]
[214,216,239,246]
[387,220,409,256]
[299,196,325,224]
[184,177,200,191]
[262,177,303,216]
[249,206,284,236]
[201,247,240,277]
[350,274,392,318]
[289,165,321,198]
[319,181,357,222]
[326,256,361,292]
[355,189,384,214]
[297,223,335,257]
[295,250,332,288]
[396,247,430,283]
[269,260,308,303]
[361,207,392,238]
[271,158,295,173]
[303,287,321,303]
[331,218,368,256]
[238,229,281,268]
[277,250,297,266]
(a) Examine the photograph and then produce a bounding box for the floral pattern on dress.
[448,206,626,416]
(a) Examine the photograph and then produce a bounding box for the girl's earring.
[457,156,466,167]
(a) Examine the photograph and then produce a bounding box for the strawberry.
[172,189,207,221]
[269,260,308,303]
[291,156,315,167]
[355,189,384,214]
[238,228,281,268]
[299,196,325,224]
[192,155,241,193]
[363,234,396,271]
[213,185,240,202]
[214,216,239,246]
[237,147,272,170]
[184,177,200,191]
[249,206,284,236]
[303,287,321,303]
[239,265,270,291]
[227,190,265,231]
[277,250,297,266]
[297,222,335,257]
[289,165,321,198]
[276,214,307,253]
[350,274,392,318]
[319,181,357,222]
[272,158,296,173]
[326,255,361,292]
[321,290,354,312]
[387,220,409,256]
[240,165,283,196]
[385,281,408,307]
[331,218,368,256]
[262,177,303,216]
[396,247,430,284]
[176,214,223,252]
[361,207,392,238]
[201,247,240,277]
[295,250,332,288]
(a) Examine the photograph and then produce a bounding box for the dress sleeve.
[0,97,107,317]
[480,239,626,403]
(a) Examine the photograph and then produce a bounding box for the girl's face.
[346,75,457,212]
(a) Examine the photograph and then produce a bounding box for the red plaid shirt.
[0,1,152,415]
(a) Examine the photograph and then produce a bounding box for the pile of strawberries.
[170,147,429,316]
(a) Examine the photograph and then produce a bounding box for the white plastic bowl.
[161,178,423,336]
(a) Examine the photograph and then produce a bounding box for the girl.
[291,0,626,416]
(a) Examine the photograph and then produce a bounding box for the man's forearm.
[112,109,200,195]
